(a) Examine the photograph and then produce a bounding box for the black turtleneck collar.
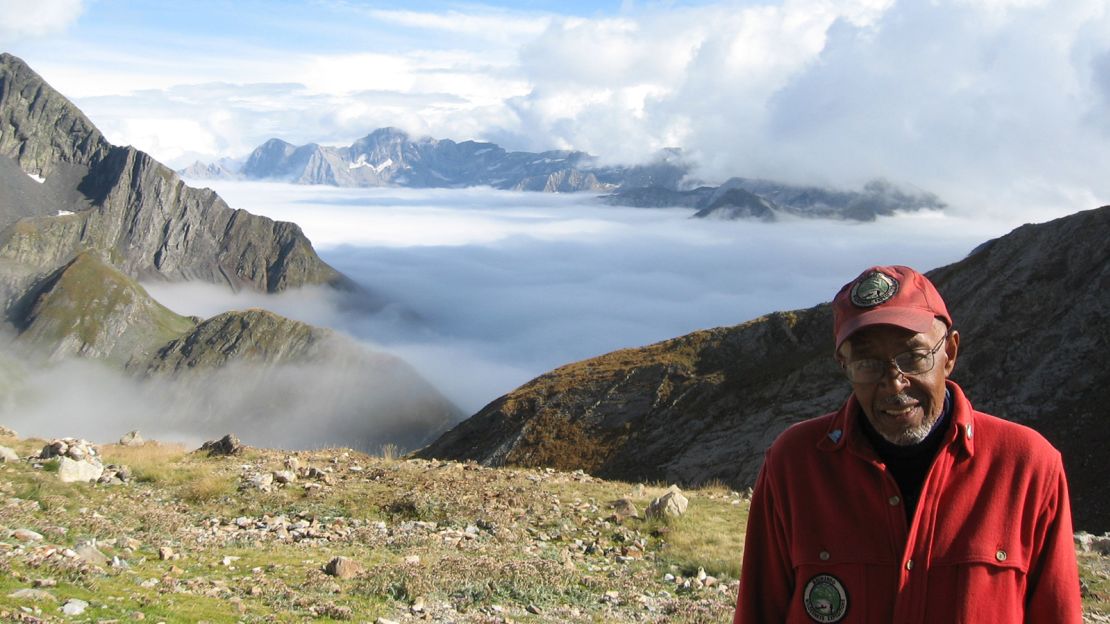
[860,389,953,522]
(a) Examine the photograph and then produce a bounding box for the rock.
[0,445,17,462]
[57,457,104,483]
[159,547,175,561]
[73,542,109,566]
[323,556,363,579]
[273,470,296,484]
[1092,535,1110,556]
[646,487,689,519]
[376,618,400,624]
[610,498,639,521]
[246,473,274,491]
[7,588,56,601]
[199,434,242,457]
[0,425,16,437]
[13,528,44,542]
[119,431,144,446]
[62,598,88,615]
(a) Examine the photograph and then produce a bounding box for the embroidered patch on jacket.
[850,270,899,307]
[803,574,848,623]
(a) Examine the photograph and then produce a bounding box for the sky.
[2,0,1109,218]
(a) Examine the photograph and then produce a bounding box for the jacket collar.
[817,379,976,458]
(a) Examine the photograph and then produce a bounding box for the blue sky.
[3,0,1110,219]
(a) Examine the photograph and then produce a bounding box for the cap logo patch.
[803,574,848,622]
[850,271,899,308]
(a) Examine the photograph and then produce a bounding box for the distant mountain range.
[417,206,1110,532]
[181,132,945,222]
[0,52,458,450]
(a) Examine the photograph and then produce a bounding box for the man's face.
[836,319,959,446]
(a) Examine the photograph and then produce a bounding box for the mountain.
[604,177,946,221]
[188,131,942,221]
[417,206,1110,532]
[0,52,346,296]
[231,128,613,192]
[0,53,457,452]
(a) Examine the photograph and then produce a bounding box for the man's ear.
[943,329,960,376]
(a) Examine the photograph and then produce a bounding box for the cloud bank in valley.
[7,0,1109,218]
[147,182,1015,415]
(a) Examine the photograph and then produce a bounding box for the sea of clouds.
[0,181,1063,448]
[144,181,1019,415]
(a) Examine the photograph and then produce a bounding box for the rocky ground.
[0,430,743,623]
[0,429,1107,623]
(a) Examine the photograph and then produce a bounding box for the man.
[733,265,1081,623]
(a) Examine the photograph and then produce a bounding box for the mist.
[0,327,457,451]
[146,181,1021,415]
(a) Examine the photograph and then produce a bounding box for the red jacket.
[734,381,1081,623]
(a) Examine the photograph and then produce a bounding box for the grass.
[0,442,1105,623]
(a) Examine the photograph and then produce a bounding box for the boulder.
[73,542,109,566]
[0,445,18,462]
[13,528,44,542]
[646,486,689,519]
[0,425,16,437]
[7,588,56,601]
[323,556,363,579]
[610,498,640,521]
[57,457,104,483]
[62,598,89,615]
[199,434,243,457]
[119,430,144,446]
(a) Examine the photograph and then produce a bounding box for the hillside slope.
[419,206,1110,531]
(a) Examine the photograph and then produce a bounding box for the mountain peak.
[0,53,111,177]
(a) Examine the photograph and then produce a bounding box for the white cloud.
[156,182,1019,414]
[365,8,552,44]
[15,0,1110,215]
[0,0,84,43]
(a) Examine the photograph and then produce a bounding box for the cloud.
[1,319,455,450]
[0,0,84,43]
[16,0,1110,217]
[152,182,1019,415]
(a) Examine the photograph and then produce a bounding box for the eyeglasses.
[843,332,949,384]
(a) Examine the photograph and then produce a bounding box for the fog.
[143,182,1018,414]
[0,334,456,452]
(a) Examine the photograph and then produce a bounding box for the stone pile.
[37,438,104,483]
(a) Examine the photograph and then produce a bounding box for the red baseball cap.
[832,265,952,350]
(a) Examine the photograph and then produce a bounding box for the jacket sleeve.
[734,458,794,624]
[1023,454,1083,624]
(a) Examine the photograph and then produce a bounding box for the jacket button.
[819,551,830,561]
[905,559,914,570]
[888,495,901,506]
[996,550,1007,562]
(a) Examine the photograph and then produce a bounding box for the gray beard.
[882,411,942,446]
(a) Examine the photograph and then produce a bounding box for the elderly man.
[734,265,1081,623]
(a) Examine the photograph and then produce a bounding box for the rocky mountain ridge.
[184,130,942,221]
[0,52,345,296]
[0,53,458,452]
[418,206,1110,532]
